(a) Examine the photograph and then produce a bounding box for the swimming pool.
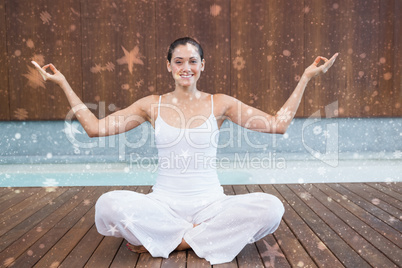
[1,118,401,187]
[1,157,400,187]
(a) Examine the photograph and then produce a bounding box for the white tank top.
[152,95,224,196]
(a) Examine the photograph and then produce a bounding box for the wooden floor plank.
[331,183,402,232]
[255,235,290,268]
[135,252,163,268]
[33,186,124,267]
[0,187,84,253]
[365,183,402,209]
[213,258,238,268]
[160,250,186,268]
[380,182,402,194]
[343,183,402,219]
[85,236,123,267]
[0,187,49,221]
[246,184,291,268]
[59,224,104,268]
[187,249,211,268]
[368,182,402,201]
[0,188,23,204]
[293,184,399,267]
[10,186,112,267]
[316,183,401,248]
[0,187,96,263]
[232,185,264,268]
[236,244,264,268]
[0,183,401,268]
[222,185,235,195]
[274,184,370,268]
[110,239,140,268]
[83,186,136,267]
[0,187,68,237]
[0,187,12,198]
[0,187,42,214]
[261,184,333,268]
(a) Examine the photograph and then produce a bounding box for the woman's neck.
[172,84,201,99]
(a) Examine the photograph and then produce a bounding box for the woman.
[32,37,338,264]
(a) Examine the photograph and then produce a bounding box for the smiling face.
[167,43,205,88]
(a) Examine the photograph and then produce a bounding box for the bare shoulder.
[214,93,237,101]
[213,93,239,107]
[121,94,159,121]
[132,94,159,111]
[213,93,239,117]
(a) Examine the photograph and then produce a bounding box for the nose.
[183,61,191,71]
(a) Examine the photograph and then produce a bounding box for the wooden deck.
[0,182,401,268]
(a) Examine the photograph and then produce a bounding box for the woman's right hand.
[31,61,66,85]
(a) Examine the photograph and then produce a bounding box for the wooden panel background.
[80,0,156,118]
[0,0,10,120]
[0,0,400,120]
[4,0,82,120]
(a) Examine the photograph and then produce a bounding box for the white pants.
[95,189,284,265]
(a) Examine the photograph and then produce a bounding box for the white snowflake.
[389,216,398,224]
[318,167,327,175]
[299,192,312,200]
[276,107,291,122]
[107,224,119,236]
[393,150,402,159]
[62,121,82,138]
[120,213,137,229]
[42,178,59,187]
[313,126,322,135]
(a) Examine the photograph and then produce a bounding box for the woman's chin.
[176,80,194,87]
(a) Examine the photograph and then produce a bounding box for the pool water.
[1,159,400,187]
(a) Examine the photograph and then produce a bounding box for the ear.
[167,60,172,72]
[201,59,205,71]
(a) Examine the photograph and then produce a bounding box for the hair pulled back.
[167,37,204,62]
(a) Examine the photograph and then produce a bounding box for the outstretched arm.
[32,61,151,137]
[219,53,339,134]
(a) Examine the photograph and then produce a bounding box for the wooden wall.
[0,0,400,121]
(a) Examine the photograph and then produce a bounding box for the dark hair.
[167,37,204,62]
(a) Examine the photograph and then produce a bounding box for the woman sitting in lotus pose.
[33,37,338,264]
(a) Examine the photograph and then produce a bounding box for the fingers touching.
[323,53,339,73]
[31,61,48,81]
[31,61,59,81]
[313,53,339,73]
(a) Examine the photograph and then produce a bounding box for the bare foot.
[175,223,200,251]
[126,243,149,253]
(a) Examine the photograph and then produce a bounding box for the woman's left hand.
[303,53,339,80]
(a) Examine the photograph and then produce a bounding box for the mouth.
[180,74,193,79]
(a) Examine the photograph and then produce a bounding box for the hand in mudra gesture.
[303,53,339,80]
[31,61,66,85]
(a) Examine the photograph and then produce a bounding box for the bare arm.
[32,61,153,137]
[219,53,339,134]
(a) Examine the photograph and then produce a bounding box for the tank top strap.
[211,94,214,115]
[158,95,162,117]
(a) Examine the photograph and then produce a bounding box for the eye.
[191,60,197,64]
[175,61,182,64]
